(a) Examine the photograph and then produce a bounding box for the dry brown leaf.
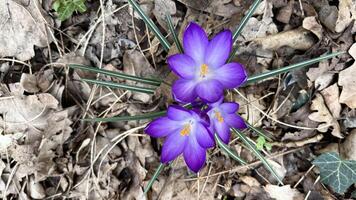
[306,60,334,82]
[335,0,356,33]
[153,0,176,31]
[318,5,338,32]
[177,0,240,17]
[0,93,59,134]
[314,72,334,91]
[339,43,356,108]
[20,74,40,93]
[273,134,324,148]
[321,83,341,118]
[0,0,51,61]
[123,50,157,103]
[308,93,342,138]
[239,1,278,42]
[267,159,287,181]
[264,185,304,200]
[254,28,315,51]
[276,1,293,24]
[240,93,265,127]
[340,129,356,160]
[240,176,261,187]
[303,16,323,40]
[28,176,45,199]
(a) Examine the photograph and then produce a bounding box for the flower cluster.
[145,22,248,172]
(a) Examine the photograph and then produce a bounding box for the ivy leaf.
[352,190,356,198]
[53,0,87,21]
[256,136,265,150]
[256,136,272,151]
[312,152,356,194]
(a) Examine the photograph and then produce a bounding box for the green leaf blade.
[232,0,262,41]
[166,14,183,53]
[313,152,356,194]
[228,0,263,62]
[215,134,247,165]
[82,78,156,94]
[83,111,166,122]
[69,64,162,86]
[232,128,283,185]
[128,0,170,51]
[247,123,273,142]
[243,51,345,85]
[144,163,165,194]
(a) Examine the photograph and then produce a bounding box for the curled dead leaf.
[340,129,356,160]
[264,184,304,200]
[0,93,59,134]
[254,28,315,51]
[308,93,342,138]
[0,0,52,61]
[303,16,323,40]
[335,0,356,33]
[339,43,356,108]
[320,83,341,119]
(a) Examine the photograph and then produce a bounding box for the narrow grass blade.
[128,0,170,51]
[69,64,162,86]
[144,163,165,194]
[166,14,183,53]
[228,0,262,62]
[232,0,262,41]
[84,104,190,122]
[232,128,283,185]
[215,134,247,165]
[83,110,166,122]
[244,51,345,85]
[82,78,156,94]
[247,123,273,142]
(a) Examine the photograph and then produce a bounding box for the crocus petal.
[161,132,188,163]
[145,117,180,138]
[204,30,232,68]
[167,105,192,121]
[220,102,239,114]
[172,79,197,103]
[183,22,209,64]
[225,114,247,129]
[213,120,231,144]
[215,62,247,88]
[194,123,215,148]
[208,97,224,108]
[167,54,197,79]
[183,137,206,173]
[196,80,223,103]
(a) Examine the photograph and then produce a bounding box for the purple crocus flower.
[168,22,248,103]
[145,105,214,172]
[207,99,247,144]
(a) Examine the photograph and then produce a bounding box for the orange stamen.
[180,124,191,136]
[215,111,224,122]
[200,64,209,77]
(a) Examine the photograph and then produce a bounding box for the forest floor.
[0,0,355,199]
